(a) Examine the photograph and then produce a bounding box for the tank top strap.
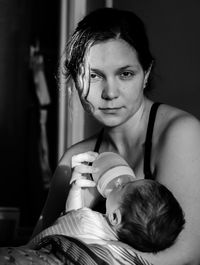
[143,102,162,179]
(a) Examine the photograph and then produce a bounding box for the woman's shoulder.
[156,103,200,137]
[59,131,101,166]
[155,103,200,159]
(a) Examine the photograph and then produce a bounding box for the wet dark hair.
[63,7,154,94]
[118,179,185,253]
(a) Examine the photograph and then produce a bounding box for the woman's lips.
[99,107,123,114]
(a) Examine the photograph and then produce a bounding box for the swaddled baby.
[29,152,185,253]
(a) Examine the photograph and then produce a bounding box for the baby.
[29,152,185,253]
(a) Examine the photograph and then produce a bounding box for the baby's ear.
[108,209,122,226]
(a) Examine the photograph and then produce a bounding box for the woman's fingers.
[74,164,98,174]
[70,164,98,184]
[71,151,99,168]
[75,178,96,188]
[70,171,96,187]
[70,151,99,185]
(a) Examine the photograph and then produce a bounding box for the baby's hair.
[118,179,185,253]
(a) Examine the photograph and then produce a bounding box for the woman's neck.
[104,98,151,155]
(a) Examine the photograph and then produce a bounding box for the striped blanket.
[0,234,153,265]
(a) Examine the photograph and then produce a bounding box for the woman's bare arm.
[31,140,100,238]
[136,114,200,265]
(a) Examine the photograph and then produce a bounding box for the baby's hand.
[70,151,99,187]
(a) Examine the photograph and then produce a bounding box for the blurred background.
[0,0,200,244]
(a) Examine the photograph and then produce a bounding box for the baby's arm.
[65,151,99,212]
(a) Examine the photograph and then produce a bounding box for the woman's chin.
[96,116,125,128]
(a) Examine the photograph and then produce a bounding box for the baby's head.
[106,179,185,253]
[92,152,185,252]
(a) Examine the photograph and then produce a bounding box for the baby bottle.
[92,152,136,198]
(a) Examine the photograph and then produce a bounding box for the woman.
[33,8,200,265]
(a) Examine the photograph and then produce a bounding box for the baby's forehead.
[124,179,157,198]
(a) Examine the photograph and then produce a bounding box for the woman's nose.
[101,79,119,100]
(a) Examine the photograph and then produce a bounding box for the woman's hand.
[70,151,99,185]
[65,151,99,212]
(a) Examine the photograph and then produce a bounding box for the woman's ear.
[108,208,122,226]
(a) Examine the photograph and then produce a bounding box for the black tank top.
[93,102,161,179]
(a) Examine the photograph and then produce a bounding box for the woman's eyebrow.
[90,68,102,73]
[90,68,105,76]
[118,64,140,71]
[90,64,139,72]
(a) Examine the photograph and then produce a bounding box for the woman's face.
[84,39,149,127]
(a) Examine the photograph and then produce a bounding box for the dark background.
[0,0,59,229]
[0,0,200,236]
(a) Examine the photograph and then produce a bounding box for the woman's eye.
[90,73,102,82]
[120,71,134,80]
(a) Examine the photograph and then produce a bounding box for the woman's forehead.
[86,39,139,67]
[88,39,136,56]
